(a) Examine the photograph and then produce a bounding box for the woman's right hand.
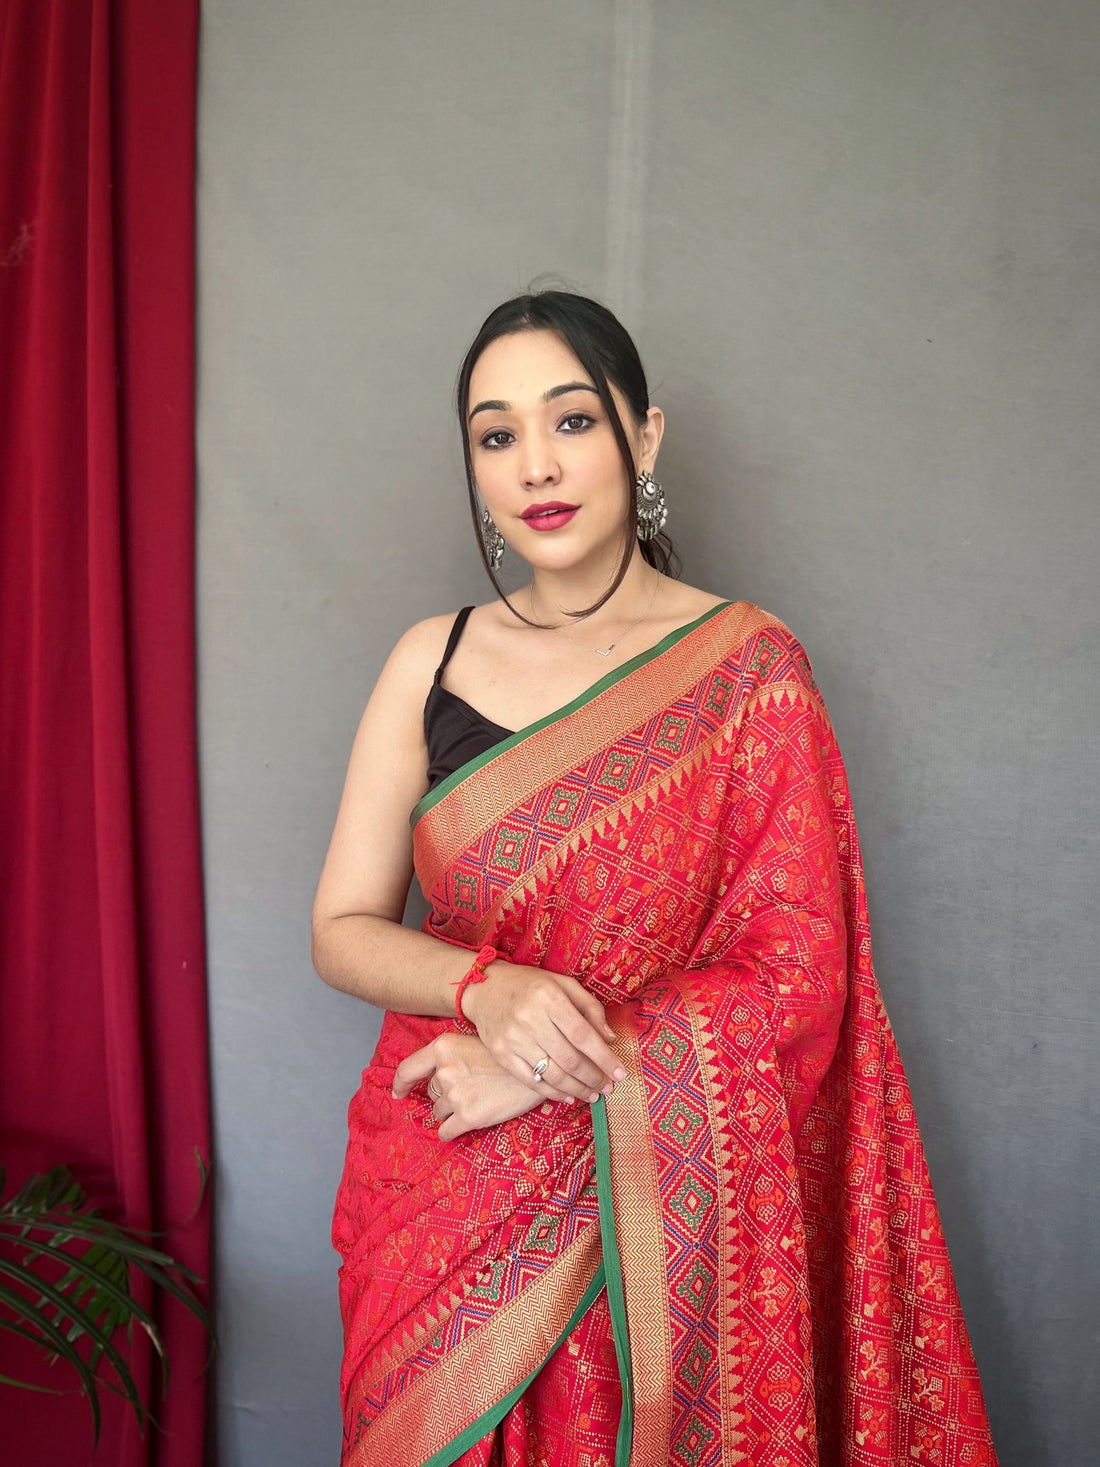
[461,960,625,1103]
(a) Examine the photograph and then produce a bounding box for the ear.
[638,405,665,473]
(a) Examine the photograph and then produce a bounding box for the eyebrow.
[468,381,599,421]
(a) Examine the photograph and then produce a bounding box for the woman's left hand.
[392,1032,569,1141]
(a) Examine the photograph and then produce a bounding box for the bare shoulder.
[378,610,465,699]
[654,579,731,628]
[674,582,730,614]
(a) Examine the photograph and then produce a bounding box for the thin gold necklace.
[531,571,662,657]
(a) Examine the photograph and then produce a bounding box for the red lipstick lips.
[520,501,579,531]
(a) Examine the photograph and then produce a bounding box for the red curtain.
[0,2,209,1463]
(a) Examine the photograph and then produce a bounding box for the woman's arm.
[311,618,624,1103]
[311,616,471,1012]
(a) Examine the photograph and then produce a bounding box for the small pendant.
[594,645,614,657]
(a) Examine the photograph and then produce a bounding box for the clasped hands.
[391,961,625,1141]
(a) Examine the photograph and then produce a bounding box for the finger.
[536,1044,610,1099]
[432,1096,455,1125]
[516,1043,604,1103]
[472,1035,580,1105]
[549,1006,625,1084]
[392,1044,439,1098]
[438,1112,472,1142]
[493,1044,580,1102]
[525,1019,620,1096]
[554,974,617,1042]
[496,1006,613,1097]
[560,985,621,1056]
[535,1055,610,1104]
[488,1024,599,1103]
[511,1067,575,1107]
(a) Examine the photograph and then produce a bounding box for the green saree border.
[593,1094,634,1467]
[419,1097,633,1467]
[410,599,733,827]
[419,1265,608,1467]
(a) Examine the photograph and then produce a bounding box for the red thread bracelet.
[453,944,498,1027]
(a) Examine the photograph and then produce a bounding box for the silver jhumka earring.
[481,508,506,569]
[635,470,668,542]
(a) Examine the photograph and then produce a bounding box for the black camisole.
[423,607,515,791]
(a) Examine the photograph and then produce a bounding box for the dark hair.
[455,289,680,624]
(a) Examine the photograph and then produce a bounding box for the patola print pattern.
[332,602,999,1466]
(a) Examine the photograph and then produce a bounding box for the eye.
[479,429,513,450]
[559,412,595,434]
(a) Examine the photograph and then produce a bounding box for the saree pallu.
[333,601,1000,1467]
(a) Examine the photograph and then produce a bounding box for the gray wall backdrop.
[197,3,1099,1464]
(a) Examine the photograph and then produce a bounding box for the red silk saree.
[333,601,999,1467]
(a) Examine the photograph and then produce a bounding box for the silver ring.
[427,1078,441,1099]
[531,1056,550,1082]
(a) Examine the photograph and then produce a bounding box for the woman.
[313,291,999,1467]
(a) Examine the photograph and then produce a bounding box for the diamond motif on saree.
[470,1257,507,1302]
[673,1256,716,1316]
[490,825,527,873]
[647,1024,689,1074]
[597,751,637,790]
[677,1337,714,1390]
[658,1096,706,1150]
[656,715,688,753]
[749,633,782,675]
[673,1412,716,1467]
[416,625,774,942]
[451,869,478,913]
[703,672,735,716]
[546,785,582,827]
[523,1211,563,1255]
[670,1171,715,1233]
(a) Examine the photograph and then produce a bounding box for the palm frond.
[0,1277,104,1442]
[0,1161,214,1451]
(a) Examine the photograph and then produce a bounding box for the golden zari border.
[604,1012,673,1467]
[415,601,779,894]
[683,991,746,1466]
[344,1222,602,1467]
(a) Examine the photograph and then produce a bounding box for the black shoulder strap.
[434,606,476,683]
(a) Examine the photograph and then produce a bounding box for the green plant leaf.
[0,1316,75,1395]
[5,1167,87,1223]
[0,1162,215,1445]
[0,1280,103,1444]
[19,1239,122,1318]
[0,1371,69,1394]
[0,1252,148,1432]
[0,1214,208,1292]
[20,1234,165,1347]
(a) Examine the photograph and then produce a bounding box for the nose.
[518,430,560,489]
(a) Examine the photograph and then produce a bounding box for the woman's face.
[466,329,662,573]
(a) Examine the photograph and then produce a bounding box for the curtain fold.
[0,2,209,1462]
